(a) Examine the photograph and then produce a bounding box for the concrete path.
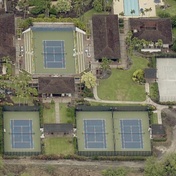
[119,19,130,69]
[55,102,60,123]
[87,82,172,125]
[42,97,71,123]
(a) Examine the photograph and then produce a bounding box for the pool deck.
[113,0,164,18]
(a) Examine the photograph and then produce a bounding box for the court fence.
[77,151,152,156]
[4,151,41,156]
[3,105,40,111]
[76,105,149,112]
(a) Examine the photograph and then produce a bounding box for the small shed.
[44,123,73,136]
[144,68,157,83]
[151,124,166,139]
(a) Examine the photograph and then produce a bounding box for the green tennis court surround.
[76,106,151,156]
[3,111,41,156]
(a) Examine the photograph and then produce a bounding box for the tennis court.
[76,111,114,152]
[114,111,151,152]
[4,111,41,155]
[43,40,65,68]
[120,119,143,149]
[123,0,139,16]
[10,120,34,149]
[84,119,106,149]
[157,58,176,102]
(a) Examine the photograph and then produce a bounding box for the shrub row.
[30,154,148,161]
[153,138,167,142]
[31,154,88,161]
[0,107,3,155]
[39,104,44,128]
[92,155,147,161]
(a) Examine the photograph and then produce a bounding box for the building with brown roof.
[144,68,157,83]
[129,18,172,52]
[38,77,75,97]
[92,15,121,61]
[0,10,15,62]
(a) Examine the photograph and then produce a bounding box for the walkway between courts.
[42,97,71,123]
[86,83,170,125]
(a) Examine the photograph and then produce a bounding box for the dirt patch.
[153,108,176,158]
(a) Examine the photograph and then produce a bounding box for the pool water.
[124,0,140,16]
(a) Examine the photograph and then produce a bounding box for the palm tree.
[131,9,135,17]
[148,7,152,16]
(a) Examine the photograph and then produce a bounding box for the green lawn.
[59,103,68,123]
[156,0,176,16]
[44,137,74,155]
[10,96,34,105]
[151,113,158,124]
[43,103,55,123]
[97,56,148,101]
[80,9,109,24]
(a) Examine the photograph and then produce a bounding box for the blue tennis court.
[120,119,143,149]
[10,120,34,149]
[43,40,65,68]
[84,120,107,149]
[123,0,140,16]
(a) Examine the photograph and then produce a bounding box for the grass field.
[80,9,109,24]
[97,56,148,101]
[43,103,55,123]
[156,0,176,16]
[44,137,74,155]
[151,113,158,124]
[59,103,68,123]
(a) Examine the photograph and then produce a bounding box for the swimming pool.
[123,0,140,16]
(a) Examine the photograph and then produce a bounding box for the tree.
[81,71,96,89]
[172,39,176,51]
[11,71,38,105]
[132,69,145,83]
[56,0,72,13]
[73,0,85,17]
[140,8,145,16]
[102,167,128,176]
[156,39,163,48]
[92,0,103,12]
[100,57,111,71]
[119,11,124,17]
[157,11,170,18]
[171,15,176,28]
[144,157,163,176]
[17,0,29,18]
[130,9,135,17]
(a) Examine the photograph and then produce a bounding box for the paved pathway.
[119,18,130,69]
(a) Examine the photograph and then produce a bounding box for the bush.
[92,0,103,12]
[148,57,156,68]
[157,11,170,18]
[0,107,3,155]
[150,83,159,102]
[39,104,44,127]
